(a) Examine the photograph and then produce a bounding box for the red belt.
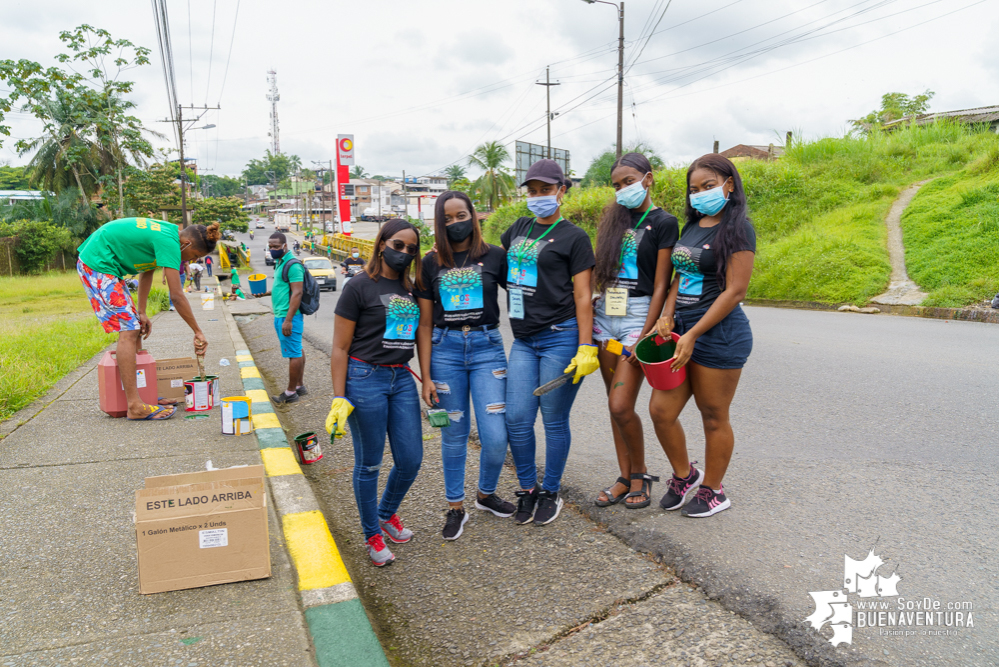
[349,356,422,383]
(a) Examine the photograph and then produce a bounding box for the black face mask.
[382,246,415,273]
[445,219,474,243]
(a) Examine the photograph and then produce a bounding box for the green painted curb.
[242,377,266,391]
[238,360,256,368]
[255,427,289,449]
[251,401,275,414]
[306,600,390,667]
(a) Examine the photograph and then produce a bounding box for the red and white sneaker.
[366,534,395,566]
[378,514,413,543]
[681,485,731,518]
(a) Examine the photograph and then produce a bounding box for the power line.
[626,0,674,74]
[187,0,193,105]
[150,0,180,144]
[204,0,217,105]
[216,0,241,105]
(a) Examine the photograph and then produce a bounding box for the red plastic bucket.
[635,332,686,391]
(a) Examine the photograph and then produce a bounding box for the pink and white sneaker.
[659,463,705,511]
[378,514,413,543]
[681,485,731,518]
[366,534,395,566]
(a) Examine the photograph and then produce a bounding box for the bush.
[0,219,75,274]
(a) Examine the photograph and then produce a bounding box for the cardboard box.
[156,357,199,402]
[135,465,270,594]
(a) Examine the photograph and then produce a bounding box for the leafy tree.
[0,163,30,189]
[1,187,101,239]
[851,91,935,135]
[468,141,515,211]
[0,219,74,273]
[444,164,466,188]
[582,143,665,187]
[200,174,244,197]
[103,161,181,224]
[192,196,248,232]
[370,174,389,181]
[242,150,301,185]
[350,165,369,179]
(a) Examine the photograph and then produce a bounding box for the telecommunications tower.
[266,69,280,154]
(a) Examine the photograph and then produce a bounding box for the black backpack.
[281,258,321,315]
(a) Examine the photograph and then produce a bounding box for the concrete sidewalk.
[0,292,359,666]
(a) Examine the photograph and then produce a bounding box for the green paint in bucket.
[634,332,686,391]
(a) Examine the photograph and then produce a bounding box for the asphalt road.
[235,224,998,666]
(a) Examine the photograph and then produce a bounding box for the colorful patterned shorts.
[77,259,140,333]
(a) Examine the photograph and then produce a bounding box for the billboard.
[515,141,570,187]
[337,135,355,166]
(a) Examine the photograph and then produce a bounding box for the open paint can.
[184,378,214,411]
[221,396,253,435]
[293,432,323,465]
[206,375,221,406]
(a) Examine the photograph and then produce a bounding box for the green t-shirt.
[230,268,241,286]
[272,253,305,317]
[78,218,181,277]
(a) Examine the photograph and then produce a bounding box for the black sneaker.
[296,385,309,396]
[442,509,468,541]
[513,487,539,524]
[474,493,516,517]
[681,485,731,518]
[533,490,563,525]
[659,463,705,511]
[272,391,299,404]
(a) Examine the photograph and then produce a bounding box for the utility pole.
[178,104,187,228]
[615,2,625,160]
[536,66,561,159]
[401,170,407,220]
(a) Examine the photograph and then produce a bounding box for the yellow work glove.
[563,344,600,384]
[325,396,354,438]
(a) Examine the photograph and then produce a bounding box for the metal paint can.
[184,378,212,411]
[206,375,221,406]
[293,432,323,465]
[221,396,253,435]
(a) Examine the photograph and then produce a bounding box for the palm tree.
[444,164,466,188]
[467,141,514,211]
[350,165,369,179]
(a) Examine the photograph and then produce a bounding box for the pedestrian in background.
[328,219,431,566]
[415,191,515,541]
[651,153,756,518]
[164,259,187,311]
[502,159,598,526]
[204,254,213,277]
[188,261,203,292]
[592,152,679,509]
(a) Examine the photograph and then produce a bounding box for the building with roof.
[0,190,47,205]
[719,144,785,161]
[882,105,999,132]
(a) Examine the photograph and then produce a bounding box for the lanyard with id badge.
[605,208,653,316]
[508,217,562,319]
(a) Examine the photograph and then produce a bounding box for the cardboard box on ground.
[156,357,199,402]
[134,465,270,594]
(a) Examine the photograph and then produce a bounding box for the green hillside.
[484,122,999,306]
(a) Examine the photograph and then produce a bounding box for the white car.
[255,222,265,229]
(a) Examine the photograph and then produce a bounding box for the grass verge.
[0,270,169,422]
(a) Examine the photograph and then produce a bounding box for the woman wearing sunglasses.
[502,159,597,526]
[414,191,515,541]
[327,219,433,566]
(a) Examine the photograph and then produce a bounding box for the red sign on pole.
[335,134,353,234]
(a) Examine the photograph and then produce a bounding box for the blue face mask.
[615,174,649,209]
[689,184,729,216]
[270,248,286,260]
[526,194,560,218]
[351,252,359,258]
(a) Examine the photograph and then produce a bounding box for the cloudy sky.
[2,0,997,181]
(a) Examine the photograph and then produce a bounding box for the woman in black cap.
[502,159,597,526]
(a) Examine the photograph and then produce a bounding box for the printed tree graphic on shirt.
[617,229,640,281]
[508,237,542,287]
[440,266,484,312]
[440,267,481,293]
[384,294,419,340]
[671,246,703,297]
[387,294,419,320]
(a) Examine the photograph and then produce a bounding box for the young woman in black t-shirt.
[328,219,434,566]
[650,154,756,519]
[591,152,679,509]
[414,191,515,541]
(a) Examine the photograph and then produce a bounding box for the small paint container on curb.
[221,396,253,435]
[184,378,213,411]
[293,432,323,465]
[206,375,221,406]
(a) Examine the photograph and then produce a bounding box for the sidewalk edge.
[222,301,389,667]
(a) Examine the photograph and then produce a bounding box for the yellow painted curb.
[240,366,261,379]
[260,447,302,477]
[282,510,352,590]
[245,389,270,404]
[236,354,253,362]
[253,412,282,429]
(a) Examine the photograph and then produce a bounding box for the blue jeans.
[430,327,509,503]
[168,273,186,309]
[506,318,584,494]
[345,359,424,539]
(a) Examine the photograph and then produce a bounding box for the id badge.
[605,287,628,316]
[509,288,525,319]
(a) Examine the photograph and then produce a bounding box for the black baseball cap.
[520,159,566,188]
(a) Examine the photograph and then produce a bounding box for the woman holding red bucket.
[590,152,679,509]
[649,154,756,518]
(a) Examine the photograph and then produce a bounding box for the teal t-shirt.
[272,253,305,317]
[78,218,181,277]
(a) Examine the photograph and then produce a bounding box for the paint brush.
[197,354,206,381]
[604,339,632,357]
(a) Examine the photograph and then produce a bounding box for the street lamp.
[581,0,624,160]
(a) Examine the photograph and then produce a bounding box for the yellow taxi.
[302,257,338,292]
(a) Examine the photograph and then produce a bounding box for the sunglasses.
[388,239,419,255]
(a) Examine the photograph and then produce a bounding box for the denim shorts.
[675,305,753,370]
[592,294,650,347]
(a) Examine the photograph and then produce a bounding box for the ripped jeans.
[430,326,509,503]
[345,359,424,539]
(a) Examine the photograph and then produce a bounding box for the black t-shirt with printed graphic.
[501,216,595,339]
[672,219,756,312]
[334,271,418,365]
[414,244,507,329]
[612,207,680,297]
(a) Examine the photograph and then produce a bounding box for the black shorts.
[675,305,753,370]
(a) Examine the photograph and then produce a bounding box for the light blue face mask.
[689,184,729,216]
[526,194,561,218]
[615,174,649,209]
